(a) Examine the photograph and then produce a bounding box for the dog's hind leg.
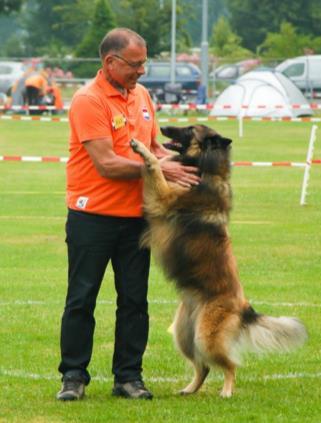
[219,359,236,398]
[180,360,210,395]
[196,307,239,397]
[173,302,210,395]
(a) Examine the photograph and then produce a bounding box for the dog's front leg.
[130,139,171,199]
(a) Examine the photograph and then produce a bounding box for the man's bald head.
[99,28,146,59]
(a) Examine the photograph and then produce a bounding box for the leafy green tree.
[52,0,95,48]
[114,0,191,57]
[210,16,253,59]
[22,0,93,56]
[0,0,23,14]
[76,0,116,58]
[260,22,321,59]
[114,0,167,56]
[73,0,116,78]
[226,0,321,52]
[2,33,28,57]
[183,0,226,45]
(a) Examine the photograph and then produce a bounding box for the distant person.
[196,78,207,104]
[25,70,48,106]
[44,67,64,112]
[0,92,7,106]
[56,27,200,402]
[10,66,34,107]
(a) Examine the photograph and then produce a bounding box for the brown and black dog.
[130,125,307,398]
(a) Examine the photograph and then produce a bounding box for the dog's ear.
[203,135,232,150]
[219,137,232,149]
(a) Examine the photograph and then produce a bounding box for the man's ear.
[104,54,114,68]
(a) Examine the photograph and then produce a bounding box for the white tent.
[211,70,313,118]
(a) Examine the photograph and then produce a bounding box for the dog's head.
[161,125,232,176]
[161,125,232,156]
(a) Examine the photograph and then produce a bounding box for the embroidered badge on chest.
[112,114,127,130]
[142,107,150,121]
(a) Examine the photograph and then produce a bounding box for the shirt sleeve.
[69,93,112,143]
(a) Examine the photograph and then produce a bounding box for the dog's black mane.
[171,146,231,178]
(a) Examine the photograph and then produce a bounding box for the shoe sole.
[112,388,153,400]
[57,392,84,401]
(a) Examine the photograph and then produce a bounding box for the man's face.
[105,41,147,90]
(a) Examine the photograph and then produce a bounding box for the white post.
[170,0,176,85]
[300,125,318,206]
[200,0,208,93]
[238,112,244,138]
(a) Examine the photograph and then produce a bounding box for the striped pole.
[300,125,318,205]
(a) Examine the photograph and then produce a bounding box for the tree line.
[1,0,321,76]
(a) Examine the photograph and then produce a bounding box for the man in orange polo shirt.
[57,28,200,401]
[25,69,48,106]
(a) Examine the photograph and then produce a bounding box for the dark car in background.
[139,61,201,103]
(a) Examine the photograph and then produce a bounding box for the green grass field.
[0,117,321,422]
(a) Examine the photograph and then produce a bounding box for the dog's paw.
[179,389,193,396]
[130,139,139,152]
[220,389,233,398]
[130,139,148,157]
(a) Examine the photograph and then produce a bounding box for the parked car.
[0,61,26,95]
[210,59,261,82]
[275,55,321,98]
[139,61,201,103]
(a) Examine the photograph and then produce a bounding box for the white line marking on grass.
[2,192,65,195]
[232,221,274,225]
[1,368,321,384]
[0,299,321,308]
[251,300,321,308]
[0,215,65,220]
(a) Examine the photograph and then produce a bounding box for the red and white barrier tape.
[1,155,321,167]
[0,155,68,163]
[0,115,68,122]
[1,114,321,124]
[1,102,321,112]
[156,103,321,111]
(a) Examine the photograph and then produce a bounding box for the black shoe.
[112,380,153,400]
[56,375,85,401]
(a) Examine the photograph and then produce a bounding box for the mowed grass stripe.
[1,299,321,308]
[2,368,321,383]
[0,119,320,422]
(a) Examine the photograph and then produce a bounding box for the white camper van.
[276,55,321,98]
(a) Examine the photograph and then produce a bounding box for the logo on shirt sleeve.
[142,107,150,121]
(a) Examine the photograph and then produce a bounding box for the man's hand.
[160,158,200,188]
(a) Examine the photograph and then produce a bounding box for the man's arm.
[84,136,200,187]
[83,137,143,179]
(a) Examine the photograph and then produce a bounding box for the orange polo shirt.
[25,73,48,93]
[66,69,157,217]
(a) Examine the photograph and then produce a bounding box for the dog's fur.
[130,125,307,398]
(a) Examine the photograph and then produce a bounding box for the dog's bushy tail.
[230,306,308,365]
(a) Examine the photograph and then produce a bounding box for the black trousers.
[26,86,41,105]
[58,209,150,385]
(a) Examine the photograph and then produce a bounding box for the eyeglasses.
[112,54,147,69]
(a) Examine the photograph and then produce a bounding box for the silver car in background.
[0,61,25,95]
[276,55,321,98]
